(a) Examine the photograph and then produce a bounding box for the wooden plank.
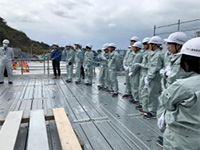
[0,111,23,150]
[53,108,82,150]
[27,110,49,150]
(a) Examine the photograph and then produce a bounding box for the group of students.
[49,42,122,95]
[96,33,200,149]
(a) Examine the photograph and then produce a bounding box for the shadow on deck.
[0,74,162,150]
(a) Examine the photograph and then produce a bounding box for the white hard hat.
[86,43,92,49]
[149,36,163,45]
[74,42,82,47]
[132,41,143,49]
[65,43,71,47]
[3,39,9,44]
[53,43,58,46]
[108,43,116,48]
[164,32,187,45]
[180,37,200,57]
[102,43,109,50]
[142,37,151,43]
[130,36,139,42]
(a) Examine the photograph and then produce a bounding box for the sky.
[0,0,200,50]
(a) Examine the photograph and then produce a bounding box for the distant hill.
[0,17,50,55]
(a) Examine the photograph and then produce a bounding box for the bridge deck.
[0,73,162,150]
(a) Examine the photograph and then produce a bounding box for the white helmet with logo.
[164,32,187,45]
[132,41,143,49]
[149,36,163,45]
[2,39,10,44]
[180,37,200,57]
[130,36,139,42]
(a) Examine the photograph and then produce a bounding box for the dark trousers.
[52,60,61,76]
[81,65,85,79]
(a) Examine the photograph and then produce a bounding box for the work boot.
[112,93,118,97]
[57,76,60,79]
[0,82,4,84]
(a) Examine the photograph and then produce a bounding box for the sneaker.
[139,109,145,114]
[135,105,142,110]
[112,93,118,97]
[66,80,72,83]
[157,136,163,141]
[130,99,139,104]
[52,76,57,79]
[107,89,112,93]
[0,82,4,84]
[122,94,131,98]
[143,112,156,119]
[156,139,163,148]
[8,81,13,84]
[97,85,103,90]
[102,87,107,91]
[75,81,81,84]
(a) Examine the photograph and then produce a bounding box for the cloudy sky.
[0,0,200,50]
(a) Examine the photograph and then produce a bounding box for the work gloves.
[144,76,149,86]
[157,113,165,130]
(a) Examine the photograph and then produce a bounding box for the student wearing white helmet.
[108,43,121,97]
[0,39,14,84]
[74,43,84,84]
[143,36,164,119]
[83,43,94,86]
[122,36,139,98]
[157,37,200,150]
[128,41,143,103]
[163,32,188,88]
[62,43,75,83]
[97,43,110,90]
[134,37,151,112]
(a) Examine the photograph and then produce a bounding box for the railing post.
[153,25,156,36]
[21,59,23,75]
[47,59,50,75]
[178,19,180,31]
[43,59,46,74]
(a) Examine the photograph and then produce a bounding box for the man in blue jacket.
[49,43,62,79]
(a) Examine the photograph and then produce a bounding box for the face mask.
[3,44,8,47]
